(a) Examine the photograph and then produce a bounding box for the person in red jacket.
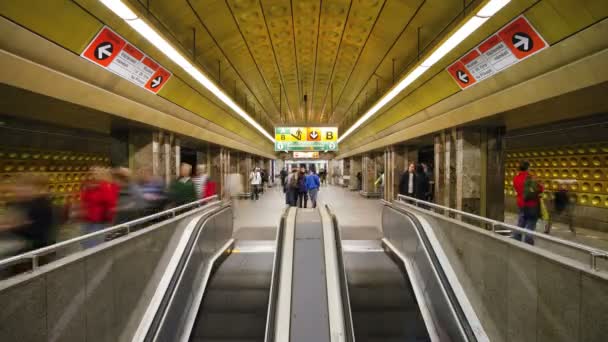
[512,161,544,245]
[80,167,118,248]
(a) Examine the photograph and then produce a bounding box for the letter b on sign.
[326,131,333,140]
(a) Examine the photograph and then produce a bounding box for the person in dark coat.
[399,163,417,197]
[399,163,429,201]
[413,164,430,200]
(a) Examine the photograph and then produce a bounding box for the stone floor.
[232,184,384,240]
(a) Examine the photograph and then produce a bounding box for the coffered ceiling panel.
[121,0,484,130]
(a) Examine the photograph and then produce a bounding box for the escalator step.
[348,286,415,310]
[191,339,262,342]
[347,270,406,287]
[193,312,266,339]
[352,310,429,339]
[358,338,430,342]
[208,273,272,289]
[202,288,270,313]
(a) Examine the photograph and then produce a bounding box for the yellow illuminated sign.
[275,127,338,151]
[274,127,338,142]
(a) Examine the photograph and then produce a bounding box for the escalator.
[329,202,484,342]
[189,248,274,342]
[145,206,289,342]
[343,247,430,342]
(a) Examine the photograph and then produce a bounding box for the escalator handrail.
[396,194,608,270]
[264,207,289,342]
[142,203,232,342]
[325,204,356,342]
[387,201,479,342]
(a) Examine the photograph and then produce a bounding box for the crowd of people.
[279,167,321,208]
[0,156,578,263]
[0,162,216,259]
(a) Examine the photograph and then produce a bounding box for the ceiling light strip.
[99,0,275,142]
[337,0,511,144]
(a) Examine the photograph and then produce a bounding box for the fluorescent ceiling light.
[477,0,511,17]
[338,0,510,144]
[99,0,137,20]
[99,0,274,142]
[420,16,488,68]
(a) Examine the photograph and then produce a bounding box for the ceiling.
[124,0,482,131]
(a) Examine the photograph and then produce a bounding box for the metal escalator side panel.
[264,208,289,342]
[273,207,297,342]
[382,205,488,342]
[407,210,488,342]
[132,206,218,341]
[143,206,234,342]
[323,204,355,342]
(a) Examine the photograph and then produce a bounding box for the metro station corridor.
[1,0,608,341]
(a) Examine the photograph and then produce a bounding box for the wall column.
[128,129,153,173]
[434,127,506,220]
[239,153,252,195]
[384,147,393,201]
[349,156,361,191]
[362,154,375,193]
[387,146,406,200]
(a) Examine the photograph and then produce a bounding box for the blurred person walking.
[193,164,209,199]
[169,163,197,207]
[0,174,56,256]
[513,161,544,245]
[80,167,118,248]
[306,169,321,208]
[138,168,166,215]
[414,164,430,201]
[113,167,140,224]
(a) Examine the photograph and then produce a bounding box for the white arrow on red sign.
[310,131,319,139]
[151,76,163,88]
[95,43,113,60]
[457,70,469,83]
[513,33,531,52]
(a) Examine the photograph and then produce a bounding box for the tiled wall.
[0,147,109,207]
[505,142,608,213]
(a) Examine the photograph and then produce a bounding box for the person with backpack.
[513,161,544,245]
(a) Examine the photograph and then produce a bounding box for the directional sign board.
[275,127,338,151]
[447,15,547,89]
[82,27,171,94]
[293,152,320,159]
